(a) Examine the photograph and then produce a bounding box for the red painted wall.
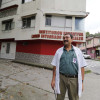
[40,40,63,55]
[16,40,41,54]
[16,40,77,55]
[16,40,63,55]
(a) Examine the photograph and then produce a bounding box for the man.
[51,33,87,100]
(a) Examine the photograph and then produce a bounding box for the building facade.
[77,36,100,59]
[0,0,88,66]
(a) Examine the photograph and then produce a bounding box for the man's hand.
[81,67,84,92]
[51,66,56,90]
[51,79,55,90]
[82,83,84,92]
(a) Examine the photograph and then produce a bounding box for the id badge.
[73,58,76,63]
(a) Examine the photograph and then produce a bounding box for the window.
[22,0,24,4]
[0,0,2,8]
[22,0,33,4]
[2,19,15,31]
[75,17,85,31]
[51,16,65,27]
[78,44,81,48]
[65,16,72,31]
[22,16,35,28]
[87,40,91,45]
[45,15,51,26]
[83,43,86,47]
[99,38,100,43]
[6,43,10,54]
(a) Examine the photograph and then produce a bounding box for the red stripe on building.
[16,40,77,55]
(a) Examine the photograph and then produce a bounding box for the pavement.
[0,59,100,100]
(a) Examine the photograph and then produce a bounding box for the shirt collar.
[63,45,74,51]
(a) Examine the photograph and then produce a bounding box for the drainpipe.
[93,36,95,59]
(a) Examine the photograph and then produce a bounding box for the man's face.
[63,34,73,47]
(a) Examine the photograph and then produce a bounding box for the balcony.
[1,0,18,9]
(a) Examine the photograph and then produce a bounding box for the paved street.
[0,59,100,100]
[86,59,100,74]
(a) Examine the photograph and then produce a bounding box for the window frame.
[75,17,85,31]
[45,15,52,26]
[0,0,2,8]
[22,0,34,4]
[22,16,35,28]
[98,38,100,43]
[2,19,14,31]
[65,16,72,31]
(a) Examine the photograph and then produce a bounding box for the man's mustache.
[64,40,68,42]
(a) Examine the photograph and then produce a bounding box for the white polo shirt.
[51,46,87,97]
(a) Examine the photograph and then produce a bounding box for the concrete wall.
[1,0,18,8]
[79,37,100,53]
[0,0,86,41]
[86,38,100,49]
[55,0,86,11]
[15,52,53,66]
[0,0,40,40]
[93,38,100,47]
[87,48,96,59]
[0,15,16,39]
[41,0,86,12]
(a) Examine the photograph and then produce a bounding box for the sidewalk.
[0,59,100,100]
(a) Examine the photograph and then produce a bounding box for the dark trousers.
[57,74,79,100]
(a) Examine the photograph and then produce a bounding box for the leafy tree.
[86,32,90,37]
[86,32,94,37]
[94,32,100,36]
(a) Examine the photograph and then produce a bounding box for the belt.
[60,73,78,78]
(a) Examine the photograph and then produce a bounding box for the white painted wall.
[0,16,16,39]
[0,0,39,40]
[41,0,55,10]
[55,0,86,12]
[41,0,86,12]
[0,0,86,40]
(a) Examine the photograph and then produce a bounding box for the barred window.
[6,43,10,54]
[22,16,35,28]
[2,19,15,31]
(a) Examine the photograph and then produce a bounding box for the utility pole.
[85,41,87,54]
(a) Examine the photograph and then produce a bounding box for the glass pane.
[75,17,85,31]
[6,43,10,54]
[66,18,72,27]
[27,18,31,27]
[46,17,51,26]
[22,20,27,27]
[51,16,65,27]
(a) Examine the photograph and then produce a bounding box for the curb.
[12,60,53,70]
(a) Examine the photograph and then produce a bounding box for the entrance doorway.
[0,42,16,59]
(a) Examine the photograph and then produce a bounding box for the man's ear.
[71,38,73,42]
